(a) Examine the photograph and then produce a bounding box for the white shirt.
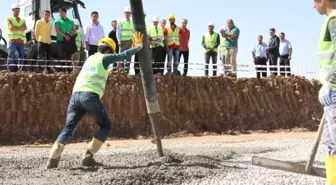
[84,22,105,46]
[252,42,268,57]
[279,39,292,56]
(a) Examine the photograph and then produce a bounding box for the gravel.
[0,133,327,185]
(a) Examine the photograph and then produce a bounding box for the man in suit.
[266,28,280,76]
[108,20,119,71]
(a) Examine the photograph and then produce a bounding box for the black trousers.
[88,45,98,56]
[112,45,119,71]
[279,54,291,77]
[255,57,267,78]
[57,41,73,72]
[268,55,278,76]
[134,53,140,75]
[151,46,164,74]
[37,42,52,71]
[179,50,189,76]
[205,51,217,76]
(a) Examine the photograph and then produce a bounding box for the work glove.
[133,31,144,48]
[318,82,336,106]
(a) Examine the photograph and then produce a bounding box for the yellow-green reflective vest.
[166,26,180,46]
[73,53,109,99]
[318,11,336,84]
[120,20,134,41]
[7,16,26,43]
[147,26,164,48]
[76,30,82,51]
[219,37,226,56]
[204,32,219,52]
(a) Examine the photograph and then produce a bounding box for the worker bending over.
[46,32,144,169]
[314,0,336,184]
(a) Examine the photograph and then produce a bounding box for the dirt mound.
[0,71,322,145]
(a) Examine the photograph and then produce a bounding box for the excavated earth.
[0,71,322,145]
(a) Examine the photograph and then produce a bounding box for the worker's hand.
[134,31,144,45]
[288,55,291,61]
[65,35,70,41]
[118,41,122,46]
[318,82,336,106]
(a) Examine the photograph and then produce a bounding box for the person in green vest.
[219,26,227,76]
[314,0,336,184]
[45,32,144,169]
[6,3,27,72]
[201,22,220,76]
[147,15,164,75]
[134,9,147,75]
[71,19,83,73]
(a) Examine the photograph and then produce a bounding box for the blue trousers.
[7,42,25,72]
[166,48,180,73]
[56,91,112,144]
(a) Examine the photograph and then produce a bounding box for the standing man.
[202,23,220,76]
[266,28,280,76]
[179,19,190,76]
[314,1,336,184]
[222,19,240,77]
[71,19,83,73]
[34,10,52,73]
[55,8,76,72]
[251,35,268,78]
[148,16,164,75]
[7,3,27,72]
[164,14,183,75]
[219,26,227,75]
[46,32,144,169]
[116,7,134,74]
[279,32,292,77]
[84,11,105,56]
[160,19,167,74]
[108,20,119,71]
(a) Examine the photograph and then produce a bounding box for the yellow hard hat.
[168,14,175,20]
[98,37,116,54]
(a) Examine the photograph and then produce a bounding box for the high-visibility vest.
[204,32,219,52]
[76,30,82,51]
[219,37,226,56]
[318,11,336,84]
[73,53,108,99]
[120,20,134,41]
[166,26,180,46]
[147,25,164,48]
[7,16,26,43]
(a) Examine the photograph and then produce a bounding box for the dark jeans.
[255,57,267,78]
[37,42,52,71]
[205,51,217,76]
[57,41,73,72]
[162,47,167,72]
[179,50,189,76]
[7,41,24,72]
[56,91,112,144]
[151,46,164,74]
[268,55,278,76]
[280,54,291,77]
[88,45,98,56]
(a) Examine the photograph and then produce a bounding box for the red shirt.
[163,24,182,49]
[179,27,190,51]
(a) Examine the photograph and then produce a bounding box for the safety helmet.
[11,3,20,9]
[152,16,160,22]
[168,14,175,20]
[220,25,226,31]
[124,6,131,13]
[73,19,80,26]
[208,22,215,27]
[98,37,116,54]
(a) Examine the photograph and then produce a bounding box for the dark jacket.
[268,35,280,57]
[108,29,119,53]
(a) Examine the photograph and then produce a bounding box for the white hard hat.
[124,6,131,12]
[73,19,80,26]
[220,25,226,30]
[208,22,215,27]
[11,3,20,9]
[152,16,159,22]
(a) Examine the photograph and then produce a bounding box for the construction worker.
[45,32,144,169]
[147,15,164,74]
[116,6,134,74]
[219,26,227,75]
[71,19,83,73]
[160,19,167,74]
[6,3,27,72]
[202,22,220,76]
[134,9,147,75]
[164,14,183,75]
[314,0,336,184]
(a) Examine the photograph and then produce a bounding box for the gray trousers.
[120,40,133,73]
[322,105,336,156]
[205,51,217,76]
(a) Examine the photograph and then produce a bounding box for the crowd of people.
[5,4,293,78]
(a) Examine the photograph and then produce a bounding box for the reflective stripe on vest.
[7,16,26,43]
[72,53,108,98]
[317,11,336,83]
[148,26,164,48]
[219,37,226,56]
[76,30,82,51]
[166,26,180,45]
[120,20,134,41]
[204,32,219,52]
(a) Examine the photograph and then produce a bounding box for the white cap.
[124,6,131,12]
[208,22,215,27]
[73,19,80,25]
[152,16,159,22]
[11,3,20,9]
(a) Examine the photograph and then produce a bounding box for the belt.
[256,56,266,58]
